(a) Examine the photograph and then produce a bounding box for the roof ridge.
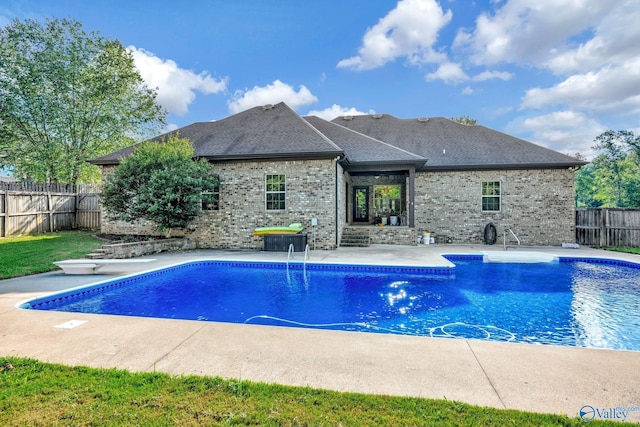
[321,117,425,160]
[299,115,344,153]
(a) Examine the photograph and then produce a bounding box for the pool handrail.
[286,243,295,268]
[504,228,521,250]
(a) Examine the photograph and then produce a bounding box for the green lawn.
[0,231,102,279]
[0,357,623,426]
[607,247,640,255]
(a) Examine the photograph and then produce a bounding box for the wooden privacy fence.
[0,183,101,237]
[576,208,640,247]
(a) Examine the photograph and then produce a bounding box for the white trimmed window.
[482,181,501,211]
[266,174,286,210]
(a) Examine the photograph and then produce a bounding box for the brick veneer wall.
[414,168,576,246]
[369,226,416,245]
[100,159,339,250]
[100,163,576,249]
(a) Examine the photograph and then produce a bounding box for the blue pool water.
[21,256,640,351]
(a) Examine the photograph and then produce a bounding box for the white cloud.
[461,86,474,95]
[545,2,640,74]
[454,1,610,66]
[227,80,318,114]
[506,110,606,158]
[306,104,373,121]
[337,0,452,71]
[453,1,640,132]
[128,46,228,116]
[165,123,179,132]
[425,62,468,85]
[426,66,513,86]
[521,57,640,116]
[472,70,513,81]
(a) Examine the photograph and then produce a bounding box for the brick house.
[90,102,585,249]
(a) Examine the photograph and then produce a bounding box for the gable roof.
[332,114,585,170]
[91,102,585,171]
[303,116,426,168]
[90,102,343,165]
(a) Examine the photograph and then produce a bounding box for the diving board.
[54,258,157,275]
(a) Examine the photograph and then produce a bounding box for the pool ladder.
[287,243,310,266]
[503,228,521,250]
[286,244,310,288]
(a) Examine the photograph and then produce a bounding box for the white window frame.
[265,174,286,211]
[481,181,501,212]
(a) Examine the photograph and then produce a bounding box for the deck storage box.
[263,234,307,252]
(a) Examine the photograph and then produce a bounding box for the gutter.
[418,161,588,172]
[89,151,345,166]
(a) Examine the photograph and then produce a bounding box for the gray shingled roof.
[303,116,426,167]
[91,102,585,170]
[90,102,343,165]
[332,114,585,170]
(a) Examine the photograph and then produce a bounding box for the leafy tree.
[101,135,219,237]
[593,131,628,206]
[576,130,640,208]
[0,18,165,184]
[574,163,601,208]
[449,115,478,125]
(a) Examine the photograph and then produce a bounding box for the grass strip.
[0,231,102,279]
[0,357,624,426]
[606,247,640,255]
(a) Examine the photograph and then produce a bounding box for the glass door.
[353,186,369,223]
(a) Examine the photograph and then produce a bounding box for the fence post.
[47,190,53,233]
[73,189,79,229]
[599,208,607,247]
[1,188,7,238]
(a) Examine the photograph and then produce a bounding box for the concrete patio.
[1,244,639,422]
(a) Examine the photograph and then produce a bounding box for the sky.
[1,0,639,159]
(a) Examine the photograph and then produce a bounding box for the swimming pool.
[20,255,640,351]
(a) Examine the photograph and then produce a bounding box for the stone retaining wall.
[100,238,196,259]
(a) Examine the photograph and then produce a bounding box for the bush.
[102,135,219,236]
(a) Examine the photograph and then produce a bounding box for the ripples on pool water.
[23,257,640,351]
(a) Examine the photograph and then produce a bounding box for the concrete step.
[340,242,370,247]
[340,227,370,247]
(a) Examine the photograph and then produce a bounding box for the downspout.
[409,166,415,228]
[335,155,342,248]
